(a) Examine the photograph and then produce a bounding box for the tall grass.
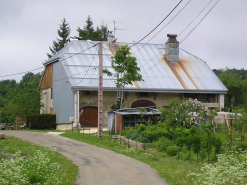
[0,137,78,185]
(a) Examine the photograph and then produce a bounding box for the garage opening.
[80,106,98,127]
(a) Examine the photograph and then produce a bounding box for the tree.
[103,45,143,108]
[3,73,43,120]
[47,18,70,58]
[75,15,108,41]
[218,68,245,112]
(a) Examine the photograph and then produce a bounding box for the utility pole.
[98,42,103,137]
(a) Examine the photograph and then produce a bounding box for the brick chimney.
[165,34,179,63]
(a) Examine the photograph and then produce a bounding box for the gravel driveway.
[1,131,168,185]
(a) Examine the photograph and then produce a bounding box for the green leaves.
[1,72,43,121]
[104,45,143,88]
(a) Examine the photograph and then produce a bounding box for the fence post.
[207,145,209,164]
[108,130,110,141]
[120,131,122,144]
[188,145,191,163]
[202,146,204,164]
[197,143,198,163]
[135,132,137,150]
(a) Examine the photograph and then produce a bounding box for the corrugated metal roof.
[44,40,227,94]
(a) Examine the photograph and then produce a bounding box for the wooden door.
[80,107,98,127]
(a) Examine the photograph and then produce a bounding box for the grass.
[61,131,201,185]
[0,136,78,185]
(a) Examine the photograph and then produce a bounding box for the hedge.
[26,114,56,129]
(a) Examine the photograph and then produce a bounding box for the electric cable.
[140,0,220,75]
[132,0,192,54]
[0,67,45,78]
[178,0,213,37]
[0,42,98,79]
[130,0,183,48]
[76,45,98,85]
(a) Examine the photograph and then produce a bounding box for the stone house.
[39,33,227,130]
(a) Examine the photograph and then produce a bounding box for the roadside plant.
[0,149,62,185]
[188,150,247,185]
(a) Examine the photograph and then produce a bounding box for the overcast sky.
[0,0,246,82]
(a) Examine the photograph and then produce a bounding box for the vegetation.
[0,137,77,185]
[75,15,108,41]
[47,18,71,58]
[103,45,143,108]
[0,72,42,123]
[188,150,247,185]
[62,97,246,185]
[26,114,56,129]
[213,68,247,112]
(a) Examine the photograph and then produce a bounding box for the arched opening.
[131,100,156,108]
[80,106,98,127]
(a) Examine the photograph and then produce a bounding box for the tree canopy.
[214,68,247,112]
[0,72,42,122]
[103,45,143,88]
[47,18,71,58]
[75,15,108,41]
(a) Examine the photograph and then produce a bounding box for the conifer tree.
[76,15,107,41]
[47,18,70,58]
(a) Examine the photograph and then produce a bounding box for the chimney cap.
[167,34,177,38]
[166,34,178,43]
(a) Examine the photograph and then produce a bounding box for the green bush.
[26,114,56,129]
[137,124,146,134]
[166,146,178,156]
[155,137,172,152]
[236,142,247,151]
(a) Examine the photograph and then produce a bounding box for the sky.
[0,0,246,82]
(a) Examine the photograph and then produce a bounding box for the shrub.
[188,150,247,184]
[155,137,172,152]
[166,146,178,156]
[137,124,146,134]
[236,143,247,151]
[26,114,56,129]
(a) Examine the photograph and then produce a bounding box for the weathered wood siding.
[40,64,53,89]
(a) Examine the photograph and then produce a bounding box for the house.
[39,32,227,130]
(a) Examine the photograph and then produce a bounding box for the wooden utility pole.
[98,42,103,137]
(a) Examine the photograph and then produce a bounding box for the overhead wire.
[0,42,98,80]
[132,0,192,54]
[0,67,44,78]
[130,0,183,48]
[140,0,220,76]
[76,45,98,85]
[178,0,213,37]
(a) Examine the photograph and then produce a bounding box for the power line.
[130,0,183,48]
[0,67,44,78]
[133,0,192,54]
[140,0,220,75]
[76,45,98,85]
[178,0,213,37]
[0,42,98,79]
[180,0,220,43]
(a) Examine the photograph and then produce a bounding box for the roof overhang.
[71,86,228,94]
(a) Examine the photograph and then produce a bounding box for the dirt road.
[1,131,168,185]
